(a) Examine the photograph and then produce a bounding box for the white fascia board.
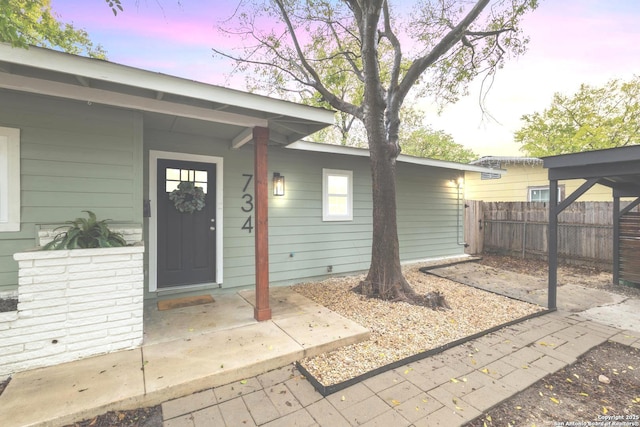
[287,141,370,157]
[286,141,506,175]
[0,44,335,125]
[396,153,505,174]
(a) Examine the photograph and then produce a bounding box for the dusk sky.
[50,0,640,157]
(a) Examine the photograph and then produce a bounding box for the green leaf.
[0,0,107,58]
[41,211,128,250]
[516,76,640,156]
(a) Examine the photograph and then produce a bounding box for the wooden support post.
[253,126,271,321]
[613,195,620,285]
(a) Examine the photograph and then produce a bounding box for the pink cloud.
[51,1,240,49]
[522,1,640,61]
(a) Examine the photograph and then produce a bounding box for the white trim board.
[286,140,505,175]
[148,150,224,292]
[0,126,20,232]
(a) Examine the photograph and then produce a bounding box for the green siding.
[0,91,143,294]
[397,163,464,261]
[144,132,465,294]
[0,89,463,296]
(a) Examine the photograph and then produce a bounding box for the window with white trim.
[527,185,564,202]
[0,127,20,232]
[322,169,353,221]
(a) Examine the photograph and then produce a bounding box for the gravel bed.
[292,263,544,386]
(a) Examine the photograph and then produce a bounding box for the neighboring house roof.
[287,141,503,174]
[0,43,334,147]
[471,156,543,166]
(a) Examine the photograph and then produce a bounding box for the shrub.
[43,211,127,250]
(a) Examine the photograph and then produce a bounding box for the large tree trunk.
[354,139,450,310]
[354,129,418,302]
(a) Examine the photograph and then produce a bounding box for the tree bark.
[354,113,450,310]
[354,120,418,302]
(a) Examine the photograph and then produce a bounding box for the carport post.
[548,179,558,310]
[613,195,620,285]
[253,126,272,321]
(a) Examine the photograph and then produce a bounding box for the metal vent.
[481,161,501,180]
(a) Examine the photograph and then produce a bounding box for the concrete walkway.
[0,288,369,427]
[160,310,640,427]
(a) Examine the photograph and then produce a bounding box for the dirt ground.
[10,254,640,426]
[480,253,640,299]
[64,407,162,427]
[464,254,640,426]
[465,340,640,427]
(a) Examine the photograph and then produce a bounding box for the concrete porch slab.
[143,292,257,345]
[0,349,144,427]
[239,287,370,359]
[0,287,370,427]
[143,321,304,403]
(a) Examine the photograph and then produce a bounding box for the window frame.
[0,127,20,232]
[322,168,353,222]
[527,185,564,202]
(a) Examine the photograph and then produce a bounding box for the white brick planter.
[1,245,144,377]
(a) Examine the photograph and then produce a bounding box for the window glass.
[528,186,563,202]
[166,168,208,193]
[529,188,549,202]
[328,196,348,216]
[328,175,348,195]
[323,169,353,221]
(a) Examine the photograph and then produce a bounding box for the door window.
[166,168,208,193]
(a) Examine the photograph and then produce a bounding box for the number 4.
[242,216,253,233]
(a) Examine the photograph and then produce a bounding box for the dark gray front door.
[157,159,216,288]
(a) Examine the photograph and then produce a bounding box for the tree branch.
[273,0,362,118]
[380,0,402,103]
[465,28,514,37]
[327,21,364,81]
[397,0,492,103]
[380,0,404,152]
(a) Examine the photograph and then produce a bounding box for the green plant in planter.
[43,211,127,250]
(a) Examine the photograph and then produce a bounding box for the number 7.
[242,174,253,193]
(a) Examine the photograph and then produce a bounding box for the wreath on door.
[169,182,206,213]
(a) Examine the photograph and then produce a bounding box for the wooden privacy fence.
[464,201,638,268]
[620,212,640,283]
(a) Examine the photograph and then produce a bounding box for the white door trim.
[149,150,224,292]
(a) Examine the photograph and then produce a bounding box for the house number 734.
[241,174,253,232]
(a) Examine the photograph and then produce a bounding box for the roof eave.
[286,141,506,175]
[0,43,335,128]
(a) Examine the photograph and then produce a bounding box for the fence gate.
[464,200,484,255]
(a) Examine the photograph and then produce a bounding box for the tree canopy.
[516,76,640,157]
[214,0,537,303]
[402,128,478,163]
[246,39,475,162]
[0,0,107,58]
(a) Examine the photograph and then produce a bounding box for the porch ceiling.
[543,145,640,197]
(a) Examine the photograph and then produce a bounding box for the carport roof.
[542,145,640,197]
